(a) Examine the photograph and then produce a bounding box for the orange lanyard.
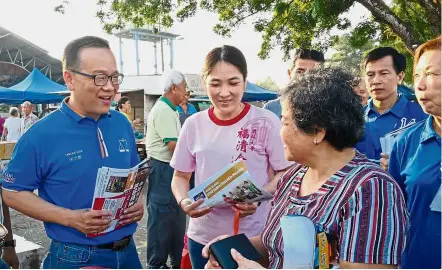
[233,209,240,235]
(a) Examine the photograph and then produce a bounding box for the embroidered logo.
[119,138,130,152]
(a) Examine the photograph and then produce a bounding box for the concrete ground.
[10,197,150,268]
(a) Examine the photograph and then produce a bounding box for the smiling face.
[205,61,246,119]
[365,56,404,102]
[280,98,315,163]
[414,49,441,117]
[64,47,119,119]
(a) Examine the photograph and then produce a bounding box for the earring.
[314,139,318,145]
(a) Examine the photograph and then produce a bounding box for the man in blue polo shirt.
[355,47,427,164]
[2,36,144,269]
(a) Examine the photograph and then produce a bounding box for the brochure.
[188,160,273,209]
[87,158,151,237]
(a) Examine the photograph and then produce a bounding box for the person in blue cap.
[355,47,427,165]
[389,36,441,269]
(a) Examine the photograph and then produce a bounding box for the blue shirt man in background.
[176,90,197,125]
[2,36,144,269]
[263,48,325,119]
[355,47,427,164]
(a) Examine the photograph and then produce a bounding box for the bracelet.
[178,198,187,209]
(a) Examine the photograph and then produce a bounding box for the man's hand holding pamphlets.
[87,158,151,237]
[187,160,273,209]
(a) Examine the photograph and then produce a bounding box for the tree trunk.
[357,0,422,52]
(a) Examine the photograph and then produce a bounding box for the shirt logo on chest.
[119,138,130,152]
[396,117,416,129]
[232,118,273,162]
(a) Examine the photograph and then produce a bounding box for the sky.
[0,0,368,87]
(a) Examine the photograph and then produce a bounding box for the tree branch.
[229,3,275,27]
[414,0,441,33]
[356,0,422,52]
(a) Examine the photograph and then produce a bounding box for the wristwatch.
[3,240,15,248]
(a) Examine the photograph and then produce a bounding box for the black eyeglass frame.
[69,70,124,86]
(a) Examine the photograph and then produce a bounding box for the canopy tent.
[243,82,277,102]
[0,68,65,104]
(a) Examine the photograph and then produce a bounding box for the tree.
[255,77,279,92]
[328,34,375,76]
[55,0,440,60]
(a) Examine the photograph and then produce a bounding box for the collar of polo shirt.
[366,94,408,117]
[420,116,439,144]
[59,97,112,123]
[159,96,177,111]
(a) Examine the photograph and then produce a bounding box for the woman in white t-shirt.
[1,107,21,142]
[170,45,293,268]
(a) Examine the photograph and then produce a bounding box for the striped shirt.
[261,153,409,268]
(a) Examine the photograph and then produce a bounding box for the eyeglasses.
[70,70,124,86]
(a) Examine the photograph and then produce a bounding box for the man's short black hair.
[291,48,325,68]
[363,47,406,74]
[62,36,110,71]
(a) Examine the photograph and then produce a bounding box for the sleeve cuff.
[163,137,178,144]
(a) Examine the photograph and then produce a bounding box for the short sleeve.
[339,176,408,265]
[170,118,196,173]
[126,120,140,166]
[153,109,180,143]
[266,114,293,171]
[388,140,406,195]
[2,136,41,192]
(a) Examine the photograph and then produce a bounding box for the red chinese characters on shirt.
[233,118,272,162]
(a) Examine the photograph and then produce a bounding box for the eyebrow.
[209,77,242,82]
[91,69,119,74]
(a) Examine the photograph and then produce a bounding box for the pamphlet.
[430,185,441,212]
[380,122,416,155]
[187,160,273,209]
[87,158,151,237]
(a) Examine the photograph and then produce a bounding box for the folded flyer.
[188,160,273,209]
[380,122,417,155]
[87,158,151,237]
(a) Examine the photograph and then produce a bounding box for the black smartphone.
[209,233,262,269]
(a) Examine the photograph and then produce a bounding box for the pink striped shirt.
[261,153,409,268]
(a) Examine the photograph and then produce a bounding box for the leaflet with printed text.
[87,158,151,237]
[188,160,273,209]
[380,122,417,155]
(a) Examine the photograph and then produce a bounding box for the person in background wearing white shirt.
[20,101,38,136]
[1,108,21,142]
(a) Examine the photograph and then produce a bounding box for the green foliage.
[328,34,375,77]
[255,77,280,92]
[55,0,440,62]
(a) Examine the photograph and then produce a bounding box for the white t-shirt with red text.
[170,103,293,245]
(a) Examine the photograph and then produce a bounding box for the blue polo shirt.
[2,100,140,245]
[355,95,427,162]
[389,116,441,269]
[176,103,197,115]
[263,98,282,119]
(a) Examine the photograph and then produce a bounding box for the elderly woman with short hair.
[1,107,21,142]
[203,67,409,269]
[389,36,441,269]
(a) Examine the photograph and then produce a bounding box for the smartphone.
[209,233,262,269]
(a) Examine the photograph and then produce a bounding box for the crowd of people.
[0,33,439,270]
[0,101,39,142]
